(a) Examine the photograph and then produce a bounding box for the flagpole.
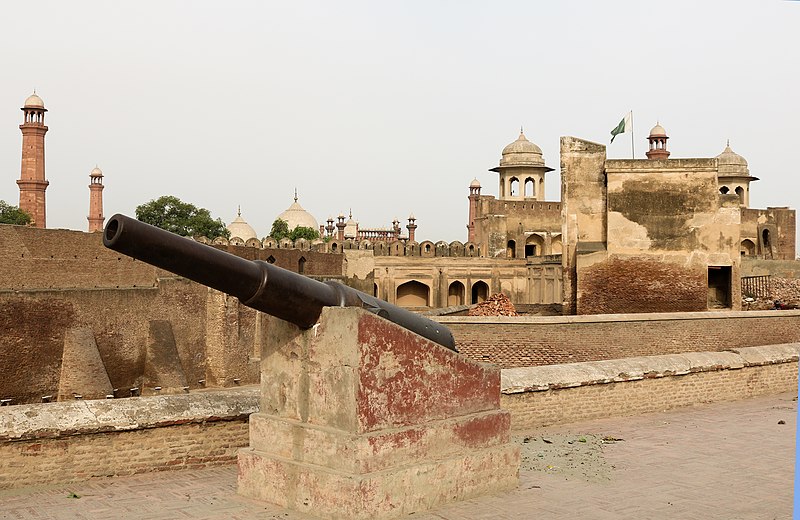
[630,110,635,159]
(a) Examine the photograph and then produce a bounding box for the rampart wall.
[501,344,798,431]
[438,310,800,368]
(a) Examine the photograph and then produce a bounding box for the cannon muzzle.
[103,214,456,351]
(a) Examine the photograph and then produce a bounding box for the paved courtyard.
[0,392,795,520]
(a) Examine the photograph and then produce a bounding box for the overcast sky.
[1,1,798,244]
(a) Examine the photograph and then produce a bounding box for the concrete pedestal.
[238,307,519,519]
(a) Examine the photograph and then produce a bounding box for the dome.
[498,131,546,167]
[716,141,749,177]
[227,208,258,241]
[276,195,318,232]
[649,123,667,137]
[23,92,44,108]
[343,211,358,239]
[90,166,103,177]
[470,178,481,188]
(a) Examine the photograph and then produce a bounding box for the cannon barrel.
[103,214,456,351]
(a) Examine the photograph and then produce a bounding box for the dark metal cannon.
[103,214,457,351]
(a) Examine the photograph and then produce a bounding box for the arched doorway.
[396,281,430,307]
[741,239,755,256]
[507,240,516,259]
[525,234,544,258]
[448,281,465,306]
[471,281,489,304]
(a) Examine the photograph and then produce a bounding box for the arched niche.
[471,281,489,304]
[448,281,465,306]
[396,280,430,307]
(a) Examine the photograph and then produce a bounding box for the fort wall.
[438,310,800,368]
[500,344,798,431]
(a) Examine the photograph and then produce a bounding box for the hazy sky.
[1,1,798,243]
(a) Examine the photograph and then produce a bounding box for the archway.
[448,281,465,306]
[507,240,516,259]
[524,178,535,198]
[396,281,430,307]
[741,239,755,256]
[471,281,489,304]
[509,177,519,197]
[735,186,744,204]
[525,234,544,258]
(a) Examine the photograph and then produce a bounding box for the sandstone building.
[17,92,49,228]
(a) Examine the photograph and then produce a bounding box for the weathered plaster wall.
[439,310,800,368]
[741,207,796,260]
[473,197,562,259]
[560,137,608,315]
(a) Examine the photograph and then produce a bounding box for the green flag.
[610,112,632,143]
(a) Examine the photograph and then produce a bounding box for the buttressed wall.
[0,224,353,405]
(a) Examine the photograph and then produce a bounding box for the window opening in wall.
[762,229,772,258]
[267,255,276,264]
[507,240,516,259]
[509,177,519,197]
[373,283,378,298]
[741,239,755,256]
[471,281,489,304]
[525,244,537,257]
[735,186,744,204]
[448,281,465,306]
[719,186,729,194]
[707,266,732,309]
[524,178,534,198]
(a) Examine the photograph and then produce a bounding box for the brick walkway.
[0,393,795,519]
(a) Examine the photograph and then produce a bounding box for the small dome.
[24,92,45,108]
[649,123,667,137]
[276,196,318,232]
[716,142,749,177]
[470,178,481,188]
[90,166,103,177]
[343,214,358,239]
[496,130,547,168]
[227,209,258,241]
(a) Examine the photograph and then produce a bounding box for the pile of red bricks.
[468,294,518,316]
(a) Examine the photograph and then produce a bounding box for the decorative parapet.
[500,343,799,394]
[0,387,259,442]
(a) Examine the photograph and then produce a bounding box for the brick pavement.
[0,392,795,520]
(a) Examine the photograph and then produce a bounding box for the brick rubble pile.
[468,293,518,316]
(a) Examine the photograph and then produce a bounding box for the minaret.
[17,92,49,228]
[467,178,481,243]
[87,166,105,232]
[406,214,417,243]
[646,122,670,160]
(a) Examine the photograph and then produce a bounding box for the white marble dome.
[276,196,318,232]
[24,92,44,108]
[499,131,546,167]
[227,209,258,241]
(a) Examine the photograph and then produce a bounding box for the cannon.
[103,214,456,351]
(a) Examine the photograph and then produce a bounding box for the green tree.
[288,226,320,241]
[269,218,290,240]
[0,200,32,225]
[135,195,230,239]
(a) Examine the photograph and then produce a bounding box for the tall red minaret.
[17,92,49,227]
[87,166,105,232]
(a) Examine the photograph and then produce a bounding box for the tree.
[135,196,230,239]
[288,226,320,241]
[0,200,32,225]
[269,218,290,240]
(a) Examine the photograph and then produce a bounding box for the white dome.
[227,209,257,241]
[276,196,318,232]
[24,92,44,108]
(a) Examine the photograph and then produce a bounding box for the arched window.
[719,186,729,194]
[525,235,544,258]
[448,281,465,306]
[509,177,519,197]
[524,178,535,198]
[741,239,755,256]
[471,281,489,304]
[507,240,516,259]
[735,186,744,204]
[396,281,430,307]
